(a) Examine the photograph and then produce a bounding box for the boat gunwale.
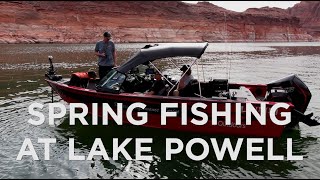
[45,79,295,108]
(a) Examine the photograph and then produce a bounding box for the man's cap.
[103,31,112,38]
[180,65,190,72]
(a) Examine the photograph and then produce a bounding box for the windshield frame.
[96,69,127,94]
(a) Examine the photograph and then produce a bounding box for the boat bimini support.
[165,57,202,97]
[149,61,174,87]
[167,57,205,97]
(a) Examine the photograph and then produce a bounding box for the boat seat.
[86,80,97,90]
[179,79,200,97]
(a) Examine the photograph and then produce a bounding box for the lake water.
[0,42,320,179]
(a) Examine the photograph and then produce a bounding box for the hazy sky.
[183,1,301,12]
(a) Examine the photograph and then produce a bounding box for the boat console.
[208,79,229,97]
[180,79,229,98]
[181,79,259,101]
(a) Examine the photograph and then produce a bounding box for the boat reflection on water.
[56,114,315,179]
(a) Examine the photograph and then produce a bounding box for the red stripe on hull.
[46,80,289,138]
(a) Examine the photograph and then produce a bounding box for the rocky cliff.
[0,1,316,43]
[288,1,320,40]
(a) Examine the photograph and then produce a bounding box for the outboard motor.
[45,56,62,81]
[266,74,319,127]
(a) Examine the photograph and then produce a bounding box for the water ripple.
[1,43,320,179]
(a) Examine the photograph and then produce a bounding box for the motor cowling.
[266,74,311,113]
[265,74,320,128]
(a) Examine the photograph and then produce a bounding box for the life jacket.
[69,71,96,87]
[71,72,91,80]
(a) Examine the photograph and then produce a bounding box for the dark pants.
[99,66,114,80]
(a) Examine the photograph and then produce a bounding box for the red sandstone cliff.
[288,1,320,40]
[0,1,316,43]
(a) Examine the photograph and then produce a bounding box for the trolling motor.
[45,55,62,81]
[45,56,62,103]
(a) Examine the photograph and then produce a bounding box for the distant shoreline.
[0,40,318,45]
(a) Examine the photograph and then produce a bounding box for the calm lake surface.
[0,42,320,179]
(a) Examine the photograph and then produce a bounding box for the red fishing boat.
[45,42,319,137]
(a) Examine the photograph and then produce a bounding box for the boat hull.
[46,80,290,138]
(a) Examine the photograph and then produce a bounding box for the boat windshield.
[96,69,126,93]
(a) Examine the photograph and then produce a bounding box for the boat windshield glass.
[97,69,126,93]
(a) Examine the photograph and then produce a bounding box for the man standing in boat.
[94,31,117,80]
